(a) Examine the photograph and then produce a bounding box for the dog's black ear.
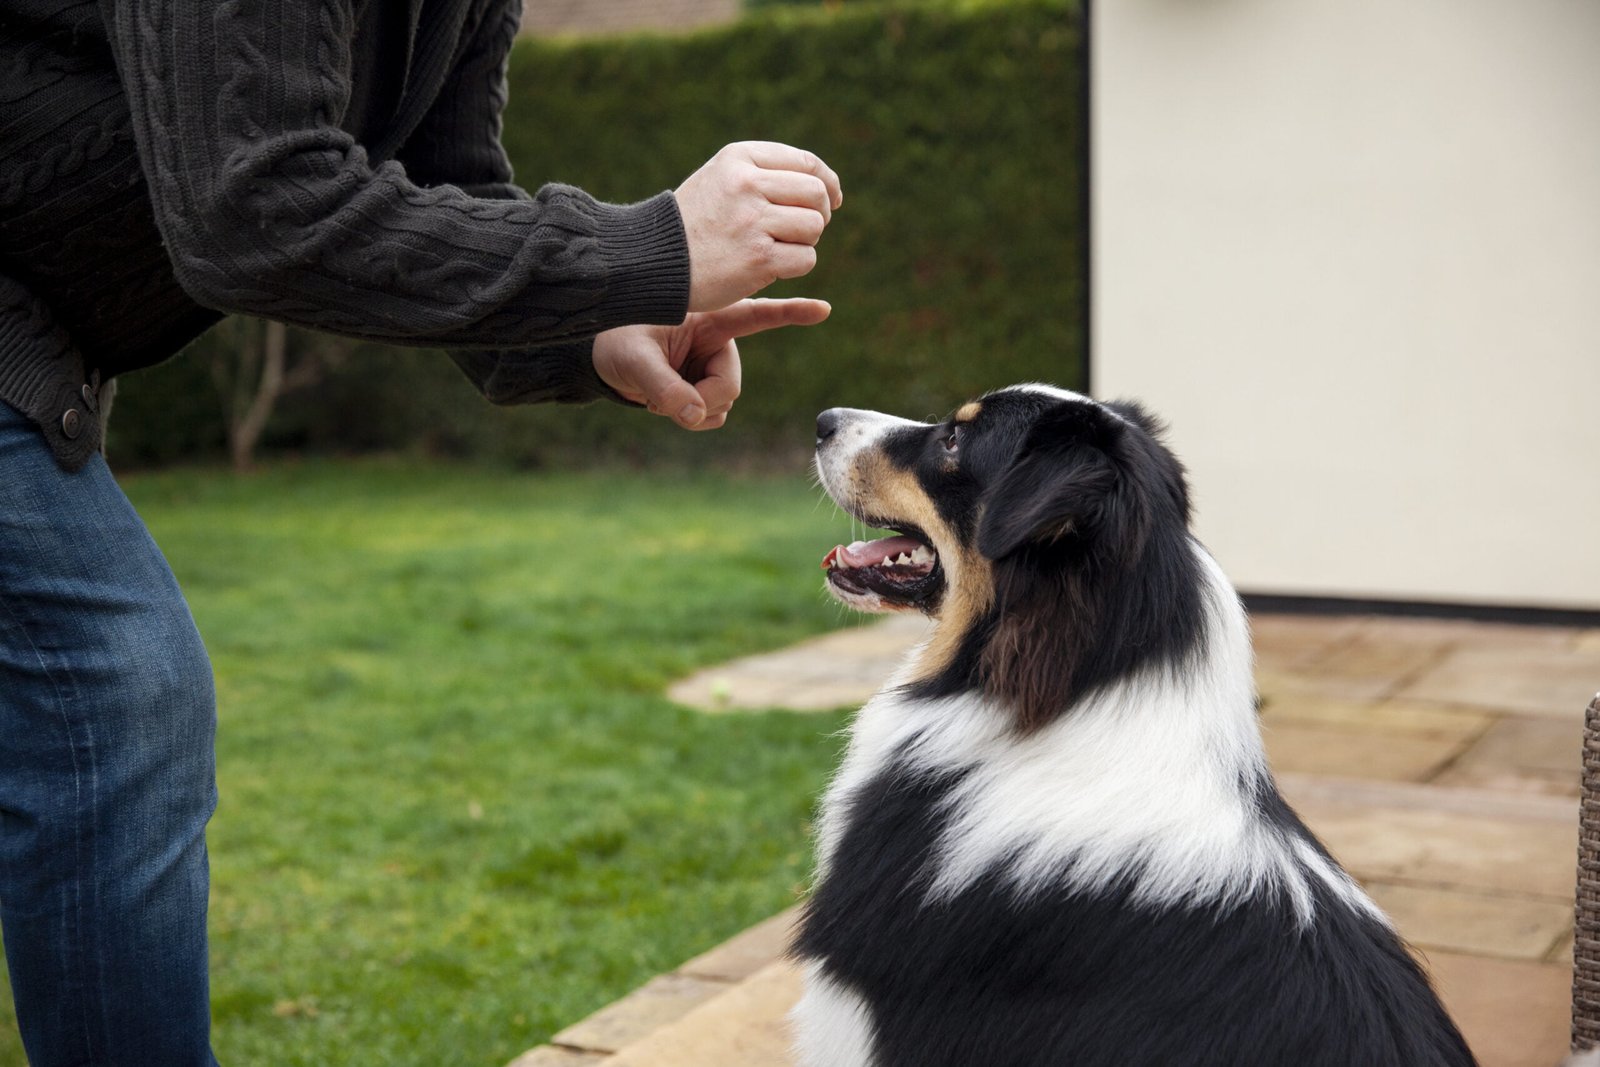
[977,402,1140,562]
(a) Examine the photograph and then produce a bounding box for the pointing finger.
[704,298,832,341]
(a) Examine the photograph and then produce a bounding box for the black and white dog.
[794,385,1476,1067]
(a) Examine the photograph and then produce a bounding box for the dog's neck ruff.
[816,545,1378,926]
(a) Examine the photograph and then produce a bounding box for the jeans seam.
[0,581,102,1063]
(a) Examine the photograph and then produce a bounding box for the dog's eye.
[943,426,961,453]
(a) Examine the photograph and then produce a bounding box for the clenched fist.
[674,142,843,313]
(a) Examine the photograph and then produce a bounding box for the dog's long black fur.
[797,759,1473,1067]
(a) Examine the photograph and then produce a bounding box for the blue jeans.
[0,402,219,1066]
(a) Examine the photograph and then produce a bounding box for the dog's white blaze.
[817,546,1379,925]
[1008,382,1091,406]
[1004,382,1143,425]
[792,961,879,1067]
[814,407,923,502]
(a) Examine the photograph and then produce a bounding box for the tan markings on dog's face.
[913,544,992,685]
[954,401,983,424]
[848,447,994,682]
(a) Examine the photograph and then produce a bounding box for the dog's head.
[815,384,1205,730]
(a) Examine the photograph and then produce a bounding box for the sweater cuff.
[579,190,691,330]
[450,338,638,408]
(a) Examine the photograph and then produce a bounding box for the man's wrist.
[561,188,691,330]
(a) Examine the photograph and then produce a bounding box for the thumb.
[635,363,707,428]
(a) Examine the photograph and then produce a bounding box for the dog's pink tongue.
[822,536,924,571]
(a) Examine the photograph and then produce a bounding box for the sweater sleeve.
[395,0,527,203]
[393,0,623,409]
[99,0,690,349]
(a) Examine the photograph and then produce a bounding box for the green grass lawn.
[0,461,869,1066]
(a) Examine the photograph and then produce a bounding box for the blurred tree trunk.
[228,319,285,471]
[210,318,344,471]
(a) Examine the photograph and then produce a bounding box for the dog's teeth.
[911,546,934,565]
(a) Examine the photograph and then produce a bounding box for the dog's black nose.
[816,409,842,446]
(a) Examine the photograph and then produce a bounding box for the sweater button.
[62,408,82,440]
[81,384,98,412]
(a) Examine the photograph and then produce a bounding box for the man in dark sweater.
[0,1,843,1063]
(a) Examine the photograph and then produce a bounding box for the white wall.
[1092,0,1600,610]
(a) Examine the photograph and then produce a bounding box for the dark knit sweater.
[0,0,691,469]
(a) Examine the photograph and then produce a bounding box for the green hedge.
[109,0,1084,468]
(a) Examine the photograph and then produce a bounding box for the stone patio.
[510,613,1600,1067]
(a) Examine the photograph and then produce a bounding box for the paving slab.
[1424,951,1570,1067]
[551,973,730,1054]
[1296,800,1575,900]
[668,615,928,712]
[1278,773,1577,824]
[505,1047,609,1067]
[1271,634,1447,701]
[603,961,801,1067]
[679,908,798,982]
[1257,693,1495,741]
[1255,665,1405,707]
[1263,720,1470,782]
[1397,644,1600,718]
[1365,881,1571,960]
[1248,614,1362,669]
[1358,617,1580,650]
[1433,716,1583,797]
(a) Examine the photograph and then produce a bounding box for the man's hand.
[592,298,831,430]
[674,142,844,313]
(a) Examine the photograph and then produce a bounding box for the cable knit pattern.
[397,0,521,195]
[110,0,688,342]
[0,0,690,469]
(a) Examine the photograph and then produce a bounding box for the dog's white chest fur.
[813,550,1370,918]
[792,961,878,1067]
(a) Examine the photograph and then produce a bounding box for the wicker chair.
[1573,695,1600,1054]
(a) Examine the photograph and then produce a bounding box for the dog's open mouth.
[822,530,942,608]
